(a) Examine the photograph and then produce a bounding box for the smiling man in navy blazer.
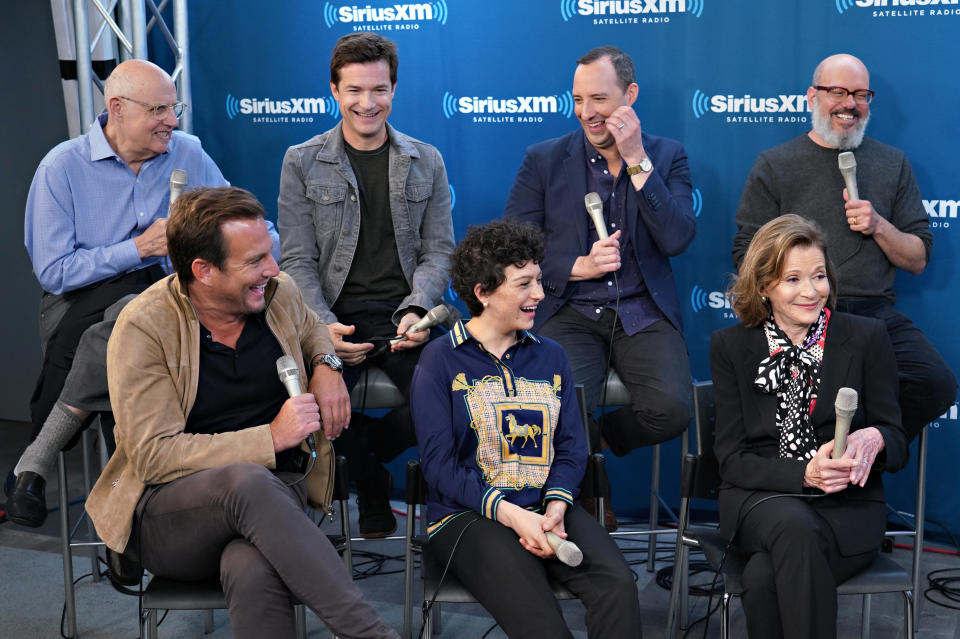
[503,46,696,483]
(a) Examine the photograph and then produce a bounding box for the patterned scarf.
[753,308,830,460]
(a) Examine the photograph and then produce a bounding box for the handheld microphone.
[389,305,450,345]
[276,355,316,455]
[545,531,583,567]
[837,152,859,201]
[831,387,858,459]
[584,192,608,240]
[169,169,188,208]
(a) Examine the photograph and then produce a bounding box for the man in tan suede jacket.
[86,187,399,639]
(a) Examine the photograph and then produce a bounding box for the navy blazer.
[502,129,696,331]
[710,312,909,556]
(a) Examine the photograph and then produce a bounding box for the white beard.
[811,100,870,151]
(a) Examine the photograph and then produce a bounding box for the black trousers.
[429,506,643,638]
[539,306,692,456]
[734,494,880,639]
[836,298,957,442]
[332,299,431,485]
[29,266,163,443]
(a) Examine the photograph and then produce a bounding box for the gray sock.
[14,402,86,480]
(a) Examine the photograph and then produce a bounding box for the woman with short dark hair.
[410,219,642,638]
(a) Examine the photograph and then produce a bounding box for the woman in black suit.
[710,214,909,639]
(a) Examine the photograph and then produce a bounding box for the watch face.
[639,157,653,172]
[325,354,343,370]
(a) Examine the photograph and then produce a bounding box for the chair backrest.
[689,380,721,502]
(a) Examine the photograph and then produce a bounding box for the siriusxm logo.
[837,0,958,13]
[691,89,809,124]
[924,199,958,229]
[442,91,574,124]
[322,1,448,27]
[560,0,704,20]
[449,184,456,211]
[690,285,731,314]
[225,94,339,122]
[692,188,702,217]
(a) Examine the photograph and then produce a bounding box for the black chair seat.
[838,554,914,595]
[142,577,226,610]
[691,526,745,595]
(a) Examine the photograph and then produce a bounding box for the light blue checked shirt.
[24,113,279,295]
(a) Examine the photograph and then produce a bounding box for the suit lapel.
[741,327,780,438]
[562,132,591,254]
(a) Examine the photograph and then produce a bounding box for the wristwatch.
[311,353,343,373]
[625,157,653,175]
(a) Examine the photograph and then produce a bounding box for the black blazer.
[710,311,908,556]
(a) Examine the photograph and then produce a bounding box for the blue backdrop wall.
[182,0,959,532]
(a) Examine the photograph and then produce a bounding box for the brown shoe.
[581,497,618,532]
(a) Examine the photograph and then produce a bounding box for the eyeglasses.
[119,96,187,119]
[812,85,875,105]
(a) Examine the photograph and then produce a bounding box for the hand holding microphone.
[389,304,449,348]
[275,355,320,455]
[570,193,621,281]
[838,152,879,235]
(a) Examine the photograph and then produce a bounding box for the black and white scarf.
[753,309,829,460]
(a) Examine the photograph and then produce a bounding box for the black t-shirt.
[339,138,410,302]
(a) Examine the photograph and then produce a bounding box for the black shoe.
[357,470,397,539]
[106,548,143,587]
[6,471,48,528]
[4,468,14,497]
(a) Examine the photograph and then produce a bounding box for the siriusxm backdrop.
[181,0,960,529]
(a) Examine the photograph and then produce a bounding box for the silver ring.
[616,122,625,130]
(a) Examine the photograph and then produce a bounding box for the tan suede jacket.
[86,272,336,552]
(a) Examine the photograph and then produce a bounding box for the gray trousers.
[131,463,399,639]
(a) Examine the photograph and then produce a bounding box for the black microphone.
[832,387,858,459]
[276,355,316,456]
[837,152,859,201]
[389,305,450,345]
[545,531,583,567]
[169,169,188,208]
[584,192,608,240]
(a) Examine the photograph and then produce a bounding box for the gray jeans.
[132,463,399,639]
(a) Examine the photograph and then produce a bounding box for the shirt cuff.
[543,487,574,508]
[481,487,505,521]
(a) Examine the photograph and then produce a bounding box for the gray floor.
[2,418,958,638]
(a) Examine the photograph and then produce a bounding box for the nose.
[264,253,280,278]
[840,91,858,110]
[163,108,180,128]
[532,281,545,301]
[579,99,595,120]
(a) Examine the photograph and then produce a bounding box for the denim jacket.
[278,122,455,325]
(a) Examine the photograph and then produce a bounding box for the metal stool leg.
[647,443,661,572]
[59,452,77,638]
[80,428,101,582]
[912,426,927,635]
[861,594,872,638]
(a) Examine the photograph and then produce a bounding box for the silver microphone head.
[556,542,583,567]
[835,387,858,413]
[276,355,299,380]
[169,169,188,205]
[584,191,603,215]
[426,304,450,325]
[837,152,857,174]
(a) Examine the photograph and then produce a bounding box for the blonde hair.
[729,214,837,326]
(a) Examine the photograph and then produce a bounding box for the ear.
[473,283,487,307]
[806,85,818,109]
[106,95,124,119]
[330,81,340,102]
[626,82,639,106]
[191,258,214,285]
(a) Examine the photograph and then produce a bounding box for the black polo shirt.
[185,312,287,436]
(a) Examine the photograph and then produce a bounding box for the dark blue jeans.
[539,306,692,456]
[836,298,957,442]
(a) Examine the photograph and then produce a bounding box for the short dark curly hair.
[451,220,545,317]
